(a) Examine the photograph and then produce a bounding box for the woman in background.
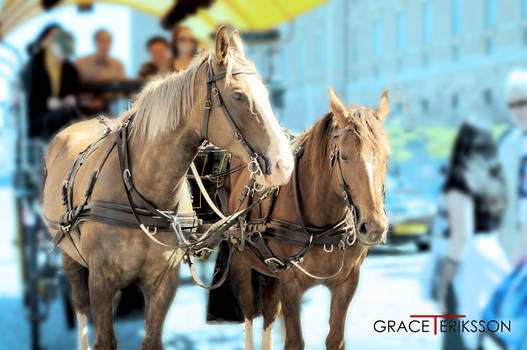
[171,25,198,72]
[25,25,79,138]
[436,122,511,350]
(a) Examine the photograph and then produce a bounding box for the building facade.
[245,0,527,131]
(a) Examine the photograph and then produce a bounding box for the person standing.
[171,25,198,72]
[75,29,126,113]
[435,122,511,350]
[137,36,172,79]
[25,25,80,138]
[499,70,527,266]
[76,29,126,82]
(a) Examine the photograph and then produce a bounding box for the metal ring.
[323,244,334,253]
[94,122,108,135]
[212,87,219,96]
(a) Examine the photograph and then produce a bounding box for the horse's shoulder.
[46,118,102,166]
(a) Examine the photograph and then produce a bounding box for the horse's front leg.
[279,278,305,350]
[140,248,184,350]
[325,269,360,350]
[262,278,280,350]
[89,264,119,350]
[229,253,257,350]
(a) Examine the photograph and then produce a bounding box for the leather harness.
[235,120,364,274]
[44,59,268,267]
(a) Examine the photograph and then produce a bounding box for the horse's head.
[202,26,293,188]
[328,88,391,246]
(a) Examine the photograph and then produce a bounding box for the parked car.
[384,175,437,251]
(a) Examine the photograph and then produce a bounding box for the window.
[397,11,406,51]
[351,26,359,63]
[422,1,433,45]
[298,41,306,76]
[422,53,430,67]
[374,19,382,57]
[452,0,462,37]
[316,34,325,69]
[421,98,429,112]
[452,45,460,60]
[452,93,459,108]
[394,102,403,114]
[396,59,404,73]
[373,64,380,78]
[281,50,288,80]
[485,37,494,54]
[483,89,493,104]
[485,0,496,28]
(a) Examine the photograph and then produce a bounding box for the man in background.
[137,36,172,80]
[498,70,527,265]
[76,29,126,113]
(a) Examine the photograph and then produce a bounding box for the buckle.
[204,100,212,109]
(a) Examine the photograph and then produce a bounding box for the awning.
[0,0,328,40]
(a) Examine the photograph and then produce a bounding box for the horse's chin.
[253,173,282,190]
[357,235,386,247]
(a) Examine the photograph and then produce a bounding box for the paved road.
[0,187,441,349]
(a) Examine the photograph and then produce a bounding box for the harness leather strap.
[201,60,270,174]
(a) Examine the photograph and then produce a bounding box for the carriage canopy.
[0,0,328,40]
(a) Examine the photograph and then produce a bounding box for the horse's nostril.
[275,157,291,174]
[359,222,369,234]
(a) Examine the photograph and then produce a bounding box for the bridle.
[202,59,271,183]
[328,113,387,225]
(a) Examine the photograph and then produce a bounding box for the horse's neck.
[127,124,202,210]
[296,141,348,227]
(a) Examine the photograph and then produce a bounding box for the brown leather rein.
[43,60,271,269]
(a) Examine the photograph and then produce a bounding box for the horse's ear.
[215,25,230,65]
[329,87,349,128]
[229,30,245,56]
[376,89,390,122]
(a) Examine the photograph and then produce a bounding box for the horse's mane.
[123,46,254,142]
[295,107,390,169]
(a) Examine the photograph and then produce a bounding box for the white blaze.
[244,74,293,186]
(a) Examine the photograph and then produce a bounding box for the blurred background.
[0,0,526,349]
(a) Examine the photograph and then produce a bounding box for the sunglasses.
[508,99,527,109]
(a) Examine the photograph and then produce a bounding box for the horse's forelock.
[297,108,390,170]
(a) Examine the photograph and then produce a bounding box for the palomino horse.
[41,26,294,350]
[223,88,391,350]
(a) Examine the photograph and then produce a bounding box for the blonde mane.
[123,46,254,142]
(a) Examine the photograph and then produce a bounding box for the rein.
[238,135,359,279]
[202,59,270,180]
[45,60,271,275]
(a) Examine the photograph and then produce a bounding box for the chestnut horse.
[223,88,391,350]
[41,26,294,350]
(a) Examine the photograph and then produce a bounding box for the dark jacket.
[26,50,80,137]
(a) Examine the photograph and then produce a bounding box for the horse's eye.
[340,153,348,161]
[232,92,243,100]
